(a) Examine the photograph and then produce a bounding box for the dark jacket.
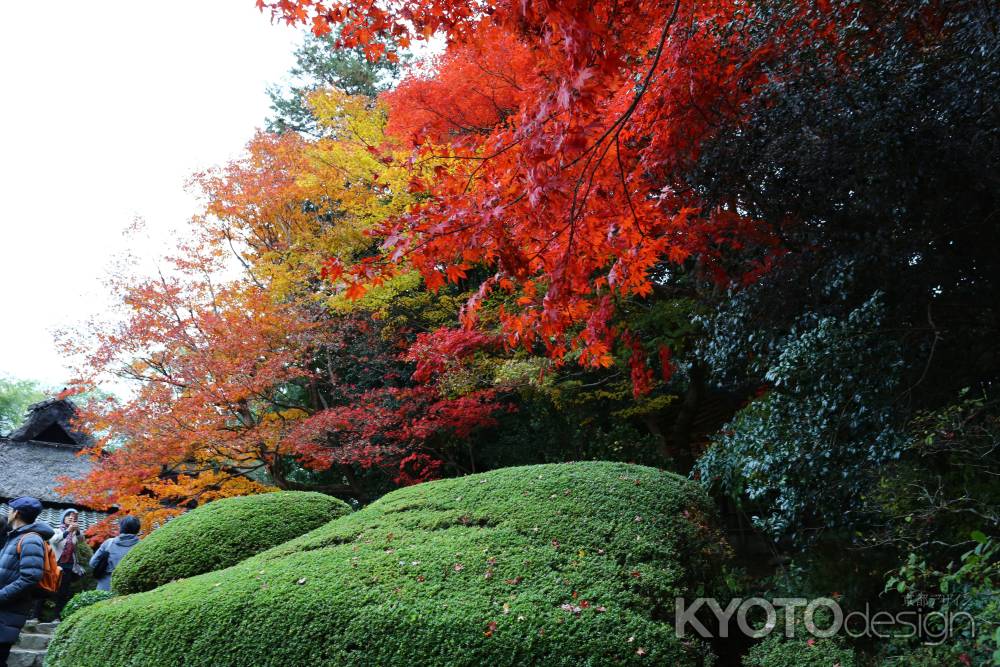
[89,533,140,591]
[0,521,55,643]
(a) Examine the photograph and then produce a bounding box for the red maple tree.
[261,0,823,385]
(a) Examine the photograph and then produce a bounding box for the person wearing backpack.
[0,497,56,666]
[89,515,140,592]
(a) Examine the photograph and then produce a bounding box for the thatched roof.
[0,399,103,512]
[7,399,92,448]
[0,438,98,506]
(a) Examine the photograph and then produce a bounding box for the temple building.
[0,399,108,529]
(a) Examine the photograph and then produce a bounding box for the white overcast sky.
[0,1,304,389]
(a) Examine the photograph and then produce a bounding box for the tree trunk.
[267,458,359,498]
[669,360,706,473]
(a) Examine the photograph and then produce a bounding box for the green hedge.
[75,539,96,589]
[63,589,115,620]
[111,491,352,595]
[743,636,857,667]
[49,462,729,666]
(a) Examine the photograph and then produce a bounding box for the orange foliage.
[59,88,500,526]
[57,241,322,524]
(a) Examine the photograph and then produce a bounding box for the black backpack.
[91,541,112,579]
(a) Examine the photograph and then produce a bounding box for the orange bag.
[16,533,63,594]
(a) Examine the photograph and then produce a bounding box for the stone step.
[16,632,52,651]
[7,647,46,667]
[34,621,59,634]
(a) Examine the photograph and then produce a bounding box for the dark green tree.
[690,0,1000,545]
[266,32,403,136]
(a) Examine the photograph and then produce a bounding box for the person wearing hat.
[49,508,85,619]
[88,515,141,592]
[0,497,55,666]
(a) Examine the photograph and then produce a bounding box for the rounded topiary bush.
[111,491,352,595]
[49,462,730,666]
[62,589,115,620]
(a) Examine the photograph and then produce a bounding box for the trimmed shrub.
[743,636,857,667]
[111,491,351,594]
[62,589,115,620]
[49,462,729,666]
